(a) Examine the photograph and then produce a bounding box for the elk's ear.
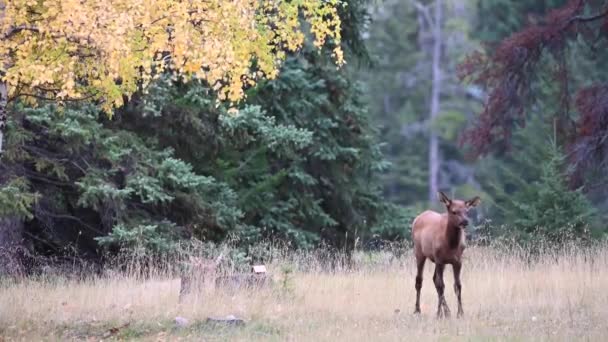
[466,196,481,208]
[437,191,451,206]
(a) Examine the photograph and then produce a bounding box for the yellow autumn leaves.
[0,0,344,113]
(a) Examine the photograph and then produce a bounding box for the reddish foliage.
[569,84,608,177]
[576,85,608,138]
[457,0,608,157]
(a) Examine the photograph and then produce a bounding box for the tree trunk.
[0,216,26,277]
[0,217,24,249]
[0,28,24,273]
[428,0,442,202]
[1,1,7,154]
[0,160,27,276]
[0,79,7,154]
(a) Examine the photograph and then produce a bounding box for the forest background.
[1,0,607,272]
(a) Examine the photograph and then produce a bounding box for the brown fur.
[411,191,480,318]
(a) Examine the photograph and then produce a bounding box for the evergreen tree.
[0,103,245,257]
[478,117,600,243]
[511,141,597,242]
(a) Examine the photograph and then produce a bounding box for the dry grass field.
[1,245,608,341]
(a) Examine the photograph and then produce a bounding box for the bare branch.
[409,0,434,28]
[2,25,40,39]
[567,6,608,25]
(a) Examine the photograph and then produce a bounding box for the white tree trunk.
[428,0,442,202]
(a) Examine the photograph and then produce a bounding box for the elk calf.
[411,191,480,318]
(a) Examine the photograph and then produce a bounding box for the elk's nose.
[461,219,469,227]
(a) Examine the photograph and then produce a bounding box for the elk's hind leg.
[433,263,450,318]
[453,261,463,318]
[414,254,426,314]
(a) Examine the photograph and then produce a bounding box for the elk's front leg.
[433,264,450,318]
[453,261,463,318]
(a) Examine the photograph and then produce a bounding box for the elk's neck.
[445,221,462,249]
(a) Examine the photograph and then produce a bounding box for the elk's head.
[438,191,481,229]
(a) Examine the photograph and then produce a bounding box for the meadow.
[1,244,607,341]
